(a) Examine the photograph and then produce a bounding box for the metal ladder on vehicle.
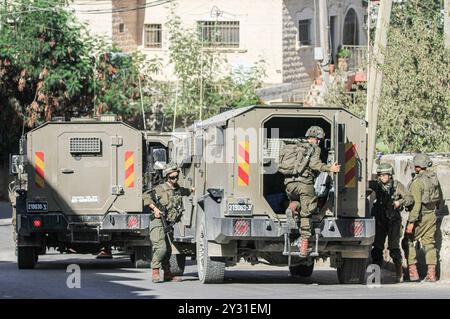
[282,227,321,267]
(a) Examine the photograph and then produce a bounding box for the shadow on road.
[0,257,159,299]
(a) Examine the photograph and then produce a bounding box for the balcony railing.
[341,45,368,72]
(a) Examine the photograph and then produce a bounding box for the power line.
[75,0,172,14]
[1,0,173,17]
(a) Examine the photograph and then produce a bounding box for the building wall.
[71,0,368,93]
[282,0,367,84]
[140,0,284,84]
[112,0,146,52]
[71,0,113,39]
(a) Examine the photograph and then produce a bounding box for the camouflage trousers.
[285,182,317,239]
[371,215,402,266]
[149,218,173,269]
[406,212,437,265]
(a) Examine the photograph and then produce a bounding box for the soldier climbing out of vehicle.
[278,126,340,257]
[368,163,413,282]
[143,163,195,283]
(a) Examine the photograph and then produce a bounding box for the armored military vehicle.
[155,105,375,284]
[10,105,375,284]
[8,117,167,269]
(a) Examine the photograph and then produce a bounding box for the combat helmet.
[305,126,325,139]
[413,153,432,168]
[376,163,394,175]
[163,163,180,178]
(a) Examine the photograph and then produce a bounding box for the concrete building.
[72,0,368,102]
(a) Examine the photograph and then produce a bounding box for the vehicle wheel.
[337,258,368,284]
[169,254,186,276]
[289,263,314,277]
[196,214,225,284]
[18,247,36,269]
[132,246,151,268]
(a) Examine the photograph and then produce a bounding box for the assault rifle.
[149,190,173,235]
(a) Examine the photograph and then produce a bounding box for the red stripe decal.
[36,166,45,178]
[238,166,249,185]
[345,144,356,161]
[345,166,356,184]
[125,163,134,177]
[36,152,44,162]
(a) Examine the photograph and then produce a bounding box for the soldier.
[284,126,340,257]
[369,163,413,282]
[143,164,194,283]
[405,153,441,282]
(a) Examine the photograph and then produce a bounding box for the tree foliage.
[325,0,449,154]
[0,0,159,154]
[0,0,266,155]
[379,0,450,153]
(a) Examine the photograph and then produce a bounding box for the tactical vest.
[373,180,399,219]
[166,188,185,223]
[415,171,440,205]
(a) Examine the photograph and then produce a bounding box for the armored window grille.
[197,21,240,48]
[144,24,162,48]
[70,137,101,154]
[298,19,312,46]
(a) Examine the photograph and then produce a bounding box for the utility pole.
[318,0,330,87]
[445,0,450,48]
[366,0,392,180]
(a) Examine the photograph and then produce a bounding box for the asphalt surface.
[1,201,449,299]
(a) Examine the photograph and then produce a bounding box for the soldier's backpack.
[278,140,314,176]
[416,171,441,205]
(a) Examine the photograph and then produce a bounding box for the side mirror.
[9,154,20,175]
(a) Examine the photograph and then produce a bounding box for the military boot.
[163,268,182,282]
[408,264,419,282]
[395,263,403,283]
[152,269,163,283]
[299,239,309,257]
[423,265,437,282]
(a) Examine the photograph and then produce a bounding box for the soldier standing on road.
[405,153,442,282]
[143,164,194,283]
[369,163,413,282]
[283,126,340,257]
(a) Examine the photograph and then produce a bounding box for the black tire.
[196,213,225,284]
[169,254,186,276]
[18,247,36,269]
[289,263,314,277]
[337,258,368,284]
[132,246,152,268]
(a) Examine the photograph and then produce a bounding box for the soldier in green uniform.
[143,164,194,283]
[405,153,441,282]
[284,126,340,257]
[369,163,413,282]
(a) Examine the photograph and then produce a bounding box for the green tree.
[325,0,449,153]
[379,0,450,153]
[0,0,160,154]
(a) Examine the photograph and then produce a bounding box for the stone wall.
[379,153,450,282]
[112,0,145,52]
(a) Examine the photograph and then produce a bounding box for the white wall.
[71,0,113,39]
[141,0,284,84]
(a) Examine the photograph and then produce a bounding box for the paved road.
[1,202,449,299]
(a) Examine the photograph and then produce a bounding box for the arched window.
[343,8,359,45]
